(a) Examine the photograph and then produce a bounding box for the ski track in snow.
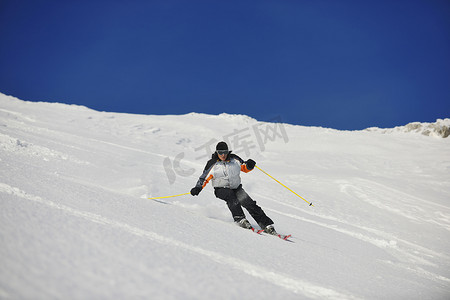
[265,205,450,285]
[0,183,359,300]
[1,117,167,160]
[339,179,450,231]
[0,132,88,164]
[256,181,450,286]
[0,108,36,123]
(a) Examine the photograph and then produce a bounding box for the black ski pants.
[214,184,273,228]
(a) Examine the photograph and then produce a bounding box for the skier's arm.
[191,158,215,196]
[231,154,255,173]
[195,159,215,188]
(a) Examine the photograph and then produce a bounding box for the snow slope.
[1,93,449,299]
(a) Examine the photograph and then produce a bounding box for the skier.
[190,141,277,234]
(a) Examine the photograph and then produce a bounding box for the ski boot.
[263,224,277,235]
[236,218,253,229]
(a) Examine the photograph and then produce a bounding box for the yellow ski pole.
[255,165,313,206]
[148,192,190,200]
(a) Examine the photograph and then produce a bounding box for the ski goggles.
[216,150,229,155]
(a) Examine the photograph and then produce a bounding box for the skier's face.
[217,150,228,161]
[218,153,227,161]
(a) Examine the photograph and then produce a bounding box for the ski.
[250,227,264,234]
[263,231,292,241]
[277,233,292,241]
[246,224,291,240]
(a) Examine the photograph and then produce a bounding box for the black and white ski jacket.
[195,153,253,190]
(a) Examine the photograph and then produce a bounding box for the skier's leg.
[214,187,246,222]
[236,186,273,228]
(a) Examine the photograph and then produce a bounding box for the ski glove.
[190,186,202,196]
[245,159,256,170]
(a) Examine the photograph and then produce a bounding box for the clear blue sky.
[1,0,449,130]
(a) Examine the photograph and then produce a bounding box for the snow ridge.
[366,118,450,138]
